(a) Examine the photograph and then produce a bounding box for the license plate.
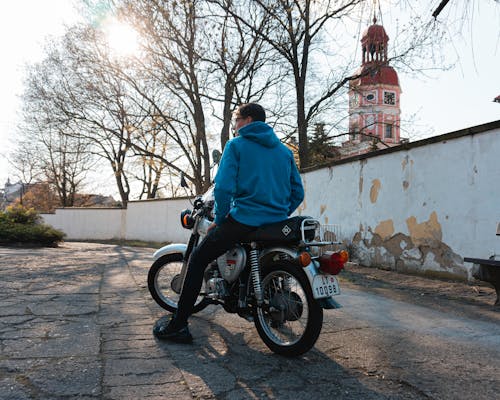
[312,274,340,299]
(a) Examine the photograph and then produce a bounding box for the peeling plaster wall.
[300,123,500,280]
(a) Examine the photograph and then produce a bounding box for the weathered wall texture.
[42,121,500,280]
[299,121,500,280]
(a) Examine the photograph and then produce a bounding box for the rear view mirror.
[212,149,222,165]
[180,172,188,188]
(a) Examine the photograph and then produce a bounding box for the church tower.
[346,16,402,153]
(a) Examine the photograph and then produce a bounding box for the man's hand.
[207,223,217,233]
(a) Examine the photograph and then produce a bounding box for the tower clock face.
[366,91,376,102]
[384,91,396,105]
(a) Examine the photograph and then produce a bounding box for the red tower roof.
[351,65,400,87]
[362,23,389,43]
[353,16,399,87]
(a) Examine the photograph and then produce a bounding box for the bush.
[0,205,65,247]
[1,204,40,224]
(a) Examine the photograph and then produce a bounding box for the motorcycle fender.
[303,261,342,309]
[317,297,342,309]
[153,243,188,261]
[258,247,300,266]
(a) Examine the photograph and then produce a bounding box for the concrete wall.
[41,120,500,280]
[42,197,192,244]
[42,208,126,241]
[124,198,192,243]
[299,121,500,279]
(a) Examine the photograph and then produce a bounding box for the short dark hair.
[236,103,266,122]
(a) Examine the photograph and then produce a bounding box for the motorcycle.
[148,156,348,356]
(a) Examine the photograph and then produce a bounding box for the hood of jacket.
[238,121,280,148]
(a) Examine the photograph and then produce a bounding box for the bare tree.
[202,0,287,148]
[25,26,151,206]
[129,113,170,199]
[119,0,289,192]
[15,63,94,207]
[216,0,365,167]
[119,0,215,193]
[211,0,463,167]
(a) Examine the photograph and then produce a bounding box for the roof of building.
[350,64,400,87]
[361,23,389,43]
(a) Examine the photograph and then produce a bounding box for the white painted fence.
[42,120,500,279]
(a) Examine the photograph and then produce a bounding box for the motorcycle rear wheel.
[147,253,210,313]
[253,261,323,357]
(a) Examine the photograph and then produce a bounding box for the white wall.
[125,198,192,243]
[41,121,500,279]
[299,122,500,279]
[42,208,125,240]
[42,198,192,243]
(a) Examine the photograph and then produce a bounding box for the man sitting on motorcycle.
[153,102,305,343]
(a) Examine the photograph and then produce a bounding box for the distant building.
[0,178,119,211]
[2,179,23,204]
[342,16,405,158]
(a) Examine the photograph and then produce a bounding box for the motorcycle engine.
[217,245,247,283]
[206,277,228,299]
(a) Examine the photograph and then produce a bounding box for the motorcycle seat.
[243,216,316,244]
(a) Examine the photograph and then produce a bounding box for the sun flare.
[104,20,140,57]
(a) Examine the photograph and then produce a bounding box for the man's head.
[235,103,266,122]
[233,103,266,132]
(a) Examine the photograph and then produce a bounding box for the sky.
[0,1,499,194]
[0,1,82,187]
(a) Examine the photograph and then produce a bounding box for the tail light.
[180,209,194,229]
[318,250,349,275]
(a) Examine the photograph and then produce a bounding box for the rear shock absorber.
[249,243,263,306]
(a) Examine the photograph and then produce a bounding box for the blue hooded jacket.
[214,121,304,226]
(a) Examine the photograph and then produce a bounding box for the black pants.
[174,215,256,326]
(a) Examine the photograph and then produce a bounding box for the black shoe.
[153,316,193,344]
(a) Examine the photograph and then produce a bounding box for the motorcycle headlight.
[180,209,194,229]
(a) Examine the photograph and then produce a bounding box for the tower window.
[385,124,393,139]
[384,91,395,105]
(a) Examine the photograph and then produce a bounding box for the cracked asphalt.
[1,242,499,399]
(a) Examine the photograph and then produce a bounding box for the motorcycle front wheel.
[253,261,323,357]
[147,253,210,313]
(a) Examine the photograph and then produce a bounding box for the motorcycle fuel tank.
[217,245,247,283]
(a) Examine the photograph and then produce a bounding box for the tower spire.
[345,7,403,156]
